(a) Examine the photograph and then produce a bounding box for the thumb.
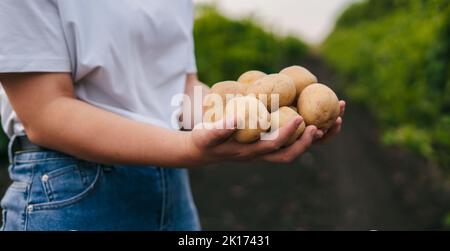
[198,117,237,147]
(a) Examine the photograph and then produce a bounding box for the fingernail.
[311,128,317,136]
[315,130,324,139]
[295,117,302,126]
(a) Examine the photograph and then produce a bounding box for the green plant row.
[322,0,450,168]
[194,5,308,86]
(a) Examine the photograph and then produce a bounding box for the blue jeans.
[1,148,200,231]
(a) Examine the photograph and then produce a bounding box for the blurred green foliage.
[444,212,450,229]
[323,0,450,169]
[194,5,308,86]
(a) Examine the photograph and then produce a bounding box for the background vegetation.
[194,5,308,86]
[322,0,450,170]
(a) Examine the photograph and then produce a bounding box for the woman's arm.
[1,72,196,166]
[1,72,319,167]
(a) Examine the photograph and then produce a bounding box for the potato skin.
[271,107,305,146]
[280,66,318,98]
[205,81,246,123]
[225,96,271,143]
[203,107,224,123]
[238,70,267,85]
[298,83,340,130]
[246,74,296,110]
[210,81,247,105]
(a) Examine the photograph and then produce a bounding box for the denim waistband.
[8,135,74,164]
[13,150,75,164]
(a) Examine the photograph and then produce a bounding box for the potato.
[298,83,340,130]
[280,66,318,98]
[271,107,305,146]
[289,106,298,113]
[238,70,267,85]
[204,81,246,123]
[203,107,224,123]
[225,96,271,143]
[246,74,296,111]
[210,81,247,105]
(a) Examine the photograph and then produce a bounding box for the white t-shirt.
[0,0,197,138]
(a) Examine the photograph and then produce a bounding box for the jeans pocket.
[30,162,102,212]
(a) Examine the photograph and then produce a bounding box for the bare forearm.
[31,96,194,167]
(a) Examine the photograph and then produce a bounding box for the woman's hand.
[185,116,318,165]
[185,100,346,166]
[261,100,346,163]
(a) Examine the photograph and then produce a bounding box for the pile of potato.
[205,65,340,144]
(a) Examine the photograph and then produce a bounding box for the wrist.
[181,131,205,167]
